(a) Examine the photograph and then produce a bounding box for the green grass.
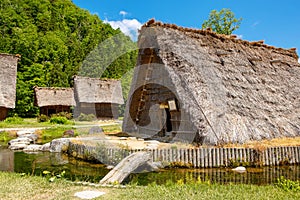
[0,131,15,143]
[101,124,122,133]
[0,117,121,144]
[0,117,76,128]
[0,172,299,200]
[0,118,49,128]
[39,126,78,143]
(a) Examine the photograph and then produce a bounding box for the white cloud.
[251,21,260,28]
[236,35,243,39]
[119,11,128,17]
[104,18,142,41]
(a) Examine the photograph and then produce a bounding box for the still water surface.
[1,146,300,185]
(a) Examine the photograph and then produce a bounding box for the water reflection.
[0,148,14,172]
[0,146,109,182]
[1,147,300,185]
[127,166,300,186]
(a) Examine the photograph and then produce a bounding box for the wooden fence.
[68,143,300,167]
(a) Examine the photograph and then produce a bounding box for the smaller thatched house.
[0,53,19,120]
[73,76,124,119]
[34,87,75,116]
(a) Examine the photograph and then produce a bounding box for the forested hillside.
[0,0,137,117]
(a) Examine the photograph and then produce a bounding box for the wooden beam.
[99,152,152,185]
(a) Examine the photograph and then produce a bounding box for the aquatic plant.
[275,176,300,191]
[42,170,66,182]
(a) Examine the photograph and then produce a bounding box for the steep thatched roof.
[0,53,19,108]
[34,87,76,107]
[73,76,124,104]
[123,20,300,144]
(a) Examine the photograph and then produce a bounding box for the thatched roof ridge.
[73,76,124,104]
[34,87,76,107]
[0,53,19,108]
[141,19,298,60]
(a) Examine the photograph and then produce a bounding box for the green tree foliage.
[202,8,242,35]
[0,0,137,117]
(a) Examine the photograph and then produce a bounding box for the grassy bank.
[0,116,121,144]
[0,172,299,200]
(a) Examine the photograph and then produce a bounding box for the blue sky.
[73,0,300,57]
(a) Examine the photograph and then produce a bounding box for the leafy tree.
[202,8,242,35]
[0,0,137,117]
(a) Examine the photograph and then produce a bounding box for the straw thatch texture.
[34,87,76,107]
[0,53,19,109]
[73,76,124,104]
[73,76,124,119]
[123,20,300,145]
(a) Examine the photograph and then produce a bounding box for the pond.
[1,146,300,185]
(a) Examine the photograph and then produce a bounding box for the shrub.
[37,114,50,123]
[77,113,96,121]
[50,116,68,124]
[51,112,73,120]
[4,116,24,124]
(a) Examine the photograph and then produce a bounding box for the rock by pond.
[232,166,247,173]
[63,130,75,137]
[40,142,51,152]
[8,129,39,150]
[8,137,31,146]
[9,143,29,150]
[16,129,35,137]
[49,138,70,153]
[88,126,103,135]
[23,144,42,152]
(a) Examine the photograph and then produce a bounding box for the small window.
[168,99,177,111]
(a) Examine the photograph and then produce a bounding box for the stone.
[40,142,50,151]
[8,137,31,146]
[19,134,38,143]
[74,190,105,199]
[23,144,42,152]
[88,126,103,134]
[62,130,74,137]
[232,166,246,173]
[133,161,163,173]
[144,144,158,150]
[49,138,70,153]
[9,143,28,150]
[144,140,160,144]
[16,129,35,137]
[106,165,114,170]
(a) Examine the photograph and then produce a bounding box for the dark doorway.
[165,108,172,132]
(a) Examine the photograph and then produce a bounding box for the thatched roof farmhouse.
[122,20,300,145]
[0,53,19,120]
[73,76,124,119]
[34,87,76,116]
